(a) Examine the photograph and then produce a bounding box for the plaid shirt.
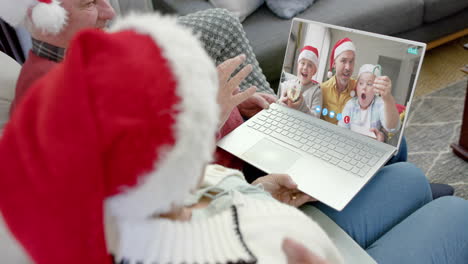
[338,96,401,133]
[32,38,65,62]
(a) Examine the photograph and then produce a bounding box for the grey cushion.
[265,0,315,19]
[396,8,468,43]
[152,0,213,15]
[422,0,468,23]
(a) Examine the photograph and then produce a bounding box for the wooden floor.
[415,36,468,97]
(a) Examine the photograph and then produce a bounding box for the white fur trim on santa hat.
[105,13,219,221]
[358,64,381,78]
[333,41,356,60]
[31,0,68,34]
[298,50,319,69]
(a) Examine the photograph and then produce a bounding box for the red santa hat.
[327,37,356,78]
[0,13,219,264]
[297,45,319,69]
[0,0,67,34]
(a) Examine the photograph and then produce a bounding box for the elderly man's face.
[334,50,355,89]
[60,0,116,47]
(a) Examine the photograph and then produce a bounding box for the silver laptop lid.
[280,18,426,152]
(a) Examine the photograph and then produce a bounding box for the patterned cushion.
[177,8,274,94]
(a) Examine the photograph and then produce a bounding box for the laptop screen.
[278,18,426,149]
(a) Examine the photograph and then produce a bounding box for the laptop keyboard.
[247,106,386,177]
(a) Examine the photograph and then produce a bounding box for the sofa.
[151,0,468,89]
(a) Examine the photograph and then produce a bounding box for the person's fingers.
[274,174,297,189]
[280,96,288,104]
[373,88,384,95]
[217,54,246,84]
[228,64,253,90]
[370,128,384,141]
[259,93,278,104]
[231,86,256,107]
[374,78,391,90]
[282,238,328,264]
[293,193,314,207]
[232,86,241,95]
[250,94,270,109]
[377,76,391,82]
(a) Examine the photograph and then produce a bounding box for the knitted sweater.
[215,108,245,171]
[111,165,343,264]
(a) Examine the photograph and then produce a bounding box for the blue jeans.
[366,196,468,264]
[313,162,468,263]
[387,136,408,164]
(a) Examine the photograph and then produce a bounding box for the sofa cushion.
[209,0,264,22]
[422,0,468,23]
[265,0,315,19]
[152,0,212,15]
[243,0,424,86]
[396,8,468,43]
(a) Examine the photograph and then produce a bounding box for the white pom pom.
[31,0,67,35]
[350,90,356,97]
[327,71,333,79]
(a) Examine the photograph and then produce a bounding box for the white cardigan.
[110,165,343,264]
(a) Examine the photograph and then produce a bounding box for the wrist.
[382,95,394,104]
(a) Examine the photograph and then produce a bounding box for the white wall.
[325,29,422,105]
[282,21,330,83]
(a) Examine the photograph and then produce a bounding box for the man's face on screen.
[334,50,355,89]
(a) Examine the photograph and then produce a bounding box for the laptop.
[218,18,426,211]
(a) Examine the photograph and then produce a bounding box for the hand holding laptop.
[252,173,317,207]
[238,92,276,118]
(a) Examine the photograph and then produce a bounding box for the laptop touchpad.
[241,138,301,173]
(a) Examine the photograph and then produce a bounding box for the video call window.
[278,20,425,148]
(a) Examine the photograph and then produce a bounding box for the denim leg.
[312,162,432,248]
[367,197,468,264]
[387,136,408,164]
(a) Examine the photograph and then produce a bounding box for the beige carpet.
[407,79,468,199]
[415,36,468,97]
[408,36,468,199]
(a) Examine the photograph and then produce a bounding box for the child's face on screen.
[296,59,316,85]
[356,72,376,109]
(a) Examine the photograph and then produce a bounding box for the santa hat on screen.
[327,37,356,78]
[0,0,67,34]
[358,63,382,78]
[298,45,319,69]
[0,13,219,264]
